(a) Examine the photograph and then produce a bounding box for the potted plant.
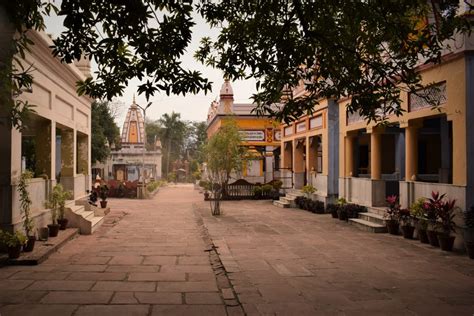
[52,184,72,230]
[410,198,429,243]
[295,196,304,209]
[18,171,36,252]
[463,206,474,259]
[45,185,61,237]
[399,208,415,239]
[0,230,28,259]
[98,184,109,208]
[423,191,443,247]
[336,197,348,220]
[384,195,400,235]
[313,200,325,214]
[436,198,457,251]
[327,203,339,218]
[301,185,316,198]
[337,204,348,221]
[271,180,283,200]
[345,203,366,219]
[303,198,312,211]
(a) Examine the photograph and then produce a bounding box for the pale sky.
[44,9,256,125]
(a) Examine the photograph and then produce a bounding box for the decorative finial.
[133,94,136,104]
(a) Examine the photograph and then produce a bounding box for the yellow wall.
[280,99,330,176]
[207,116,281,147]
[338,55,467,185]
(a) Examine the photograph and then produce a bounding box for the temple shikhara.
[92,97,162,182]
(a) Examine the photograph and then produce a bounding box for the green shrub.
[198,180,211,191]
[252,186,262,197]
[302,185,316,194]
[192,170,202,181]
[272,180,283,190]
[167,172,176,182]
[261,184,273,193]
[146,181,159,193]
[337,197,347,206]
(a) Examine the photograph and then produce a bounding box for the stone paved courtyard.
[1,185,473,315]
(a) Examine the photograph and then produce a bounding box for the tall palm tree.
[159,112,186,176]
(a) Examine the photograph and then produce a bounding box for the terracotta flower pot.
[331,209,338,218]
[417,229,429,244]
[386,220,399,235]
[437,233,455,251]
[401,225,415,239]
[48,224,60,237]
[426,230,440,247]
[23,236,36,252]
[100,200,108,208]
[7,245,22,259]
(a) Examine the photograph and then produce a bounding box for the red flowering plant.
[384,195,401,221]
[437,198,457,236]
[422,191,444,227]
[398,208,412,227]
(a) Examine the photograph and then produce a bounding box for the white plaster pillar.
[50,121,56,181]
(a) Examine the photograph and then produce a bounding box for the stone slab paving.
[0,185,226,316]
[196,199,474,315]
[2,185,474,315]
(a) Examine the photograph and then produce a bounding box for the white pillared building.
[0,30,92,231]
[92,98,162,182]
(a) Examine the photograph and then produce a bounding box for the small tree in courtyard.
[204,119,245,215]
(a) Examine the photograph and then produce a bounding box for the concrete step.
[273,200,290,208]
[286,192,303,199]
[281,196,296,202]
[78,210,95,220]
[65,204,105,235]
[366,206,387,216]
[358,212,386,225]
[349,218,388,233]
[90,216,105,234]
[281,196,297,208]
[68,204,84,213]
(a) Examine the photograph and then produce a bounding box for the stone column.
[307,137,316,173]
[465,53,474,210]
[283,141,292,169]
[344,135,354,177]
[404,123,419,181]
[60,129,75,177]
[293,139,305,189]
[35,120,53,178]
[50,121,56,181]
[77,133,88,175]
[293,140,304,173]
[395,133,405,180]
[264,146,274,183]
[369,128,382,180]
